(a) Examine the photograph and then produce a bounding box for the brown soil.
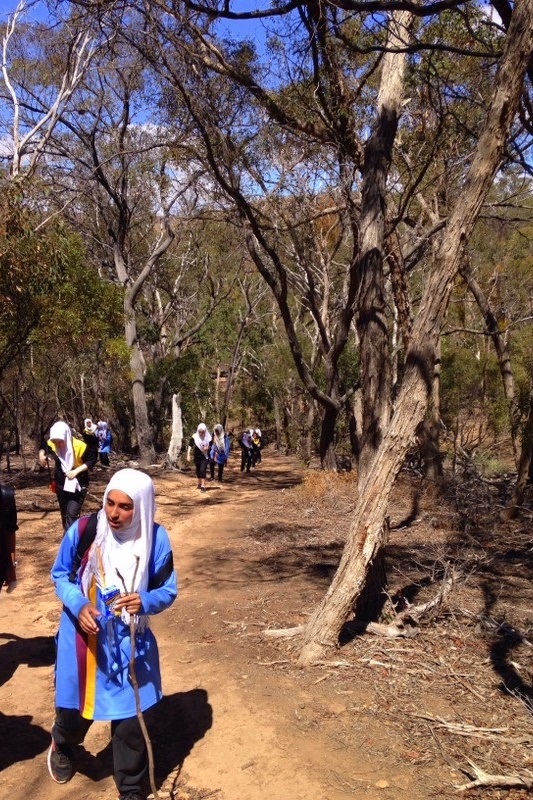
[1,449,533,800]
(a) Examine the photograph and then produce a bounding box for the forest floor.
[1,448,533,800]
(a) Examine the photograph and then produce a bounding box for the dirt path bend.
[1,451,440,800]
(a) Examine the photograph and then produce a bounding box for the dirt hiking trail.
[1,450,532,800]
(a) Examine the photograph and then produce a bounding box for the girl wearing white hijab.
[48,469,177,799]
[96,420,113,466]
[39,421,98,532]
[209,423,230,482]
[186,422,212,491]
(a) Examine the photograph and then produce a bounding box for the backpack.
[68,512,174,590]
[0,484,17,590]
[0,484,18,535]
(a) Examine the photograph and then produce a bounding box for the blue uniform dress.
[51,518,177,721]
[99,429,112,455]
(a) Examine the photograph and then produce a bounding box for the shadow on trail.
[479,566,533,715]
[76,689,213,786]
[163,460,303,515]
[225,465,303,492]
[0,634,212,786]
[193,535,460,593]
[0,632,55,687]
[489,625,533,714]
[443,515,533,713]
[0,711,51,770]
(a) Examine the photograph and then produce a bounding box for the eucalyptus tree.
[5,243,124,451]
[453,205,533,508]
[294,0,533,664]
[136,215,239,452]
[0,0,105,183]
[0,0,110,404]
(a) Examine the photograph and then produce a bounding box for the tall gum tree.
[297,0,533,664]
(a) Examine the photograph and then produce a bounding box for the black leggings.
[240,446,252,472]
[210,460,225,481]
[52,707,147,795]
[195,457,208,479]
[56,487,88,533]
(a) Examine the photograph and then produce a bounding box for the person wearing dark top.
[239,429,253,473]
[0,483,18,592]
[186,423,211,491]
[39,420,98,532]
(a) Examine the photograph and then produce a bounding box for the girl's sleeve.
[139,524,177,615]
[51,523,92,619]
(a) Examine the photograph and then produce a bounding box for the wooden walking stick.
[117,558,160,800]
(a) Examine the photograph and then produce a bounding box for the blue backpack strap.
[68,512,98,583]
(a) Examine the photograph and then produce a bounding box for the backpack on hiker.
[0,483,18,591]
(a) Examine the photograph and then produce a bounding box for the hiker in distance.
[186,423,211,491]
[97,420,113,466]
[239,428,254,474]
[47,468,177,800]
[209,423,231,482]
[251,427,262,466]
[39,420,98,532]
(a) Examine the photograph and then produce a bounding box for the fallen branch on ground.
[346,565,457,639]
[409,712,532,744]
[261,625,305,639]
[261,567,456,641]
[455,759,533,792]
[395,566,456,623]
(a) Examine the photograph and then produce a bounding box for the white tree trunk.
[167,393,183,467]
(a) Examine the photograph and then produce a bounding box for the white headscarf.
[84,418,97,434]
[193,423,211,451]
[49,421,74,472]
[81,468,155,629]
[213,424,225,451]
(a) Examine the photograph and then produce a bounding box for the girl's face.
[105,489,134,529]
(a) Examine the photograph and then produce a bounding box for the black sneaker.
[118,794,142,800]
[47,739,74,784]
